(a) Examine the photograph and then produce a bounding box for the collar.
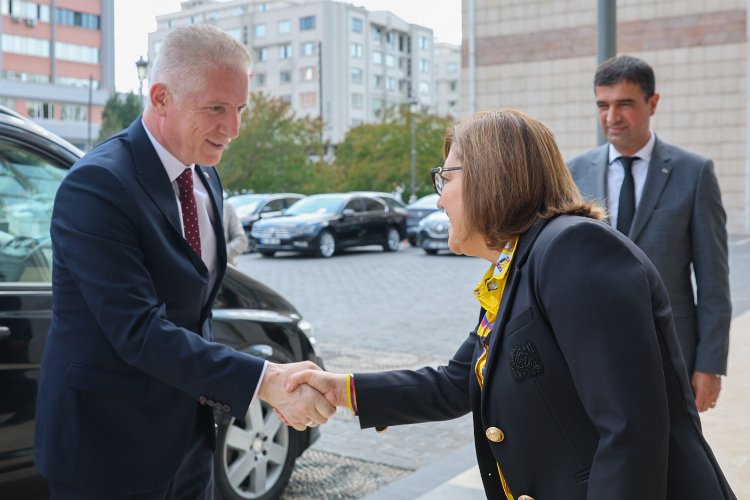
[473,238,518,314]
[142,119,196,182]
[607,131,656,165]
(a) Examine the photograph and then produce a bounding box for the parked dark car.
[405,193,440,245]
[251,193,405,258]
[350,191,408,239]
[0,106,321,500]
[417,210,454,255]
[226,193,304,252]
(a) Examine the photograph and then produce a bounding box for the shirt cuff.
[250,360,269,406]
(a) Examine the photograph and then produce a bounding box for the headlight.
[297,319,315,342]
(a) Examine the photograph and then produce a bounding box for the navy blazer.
[354,216,735,499]
[34,119,265,493]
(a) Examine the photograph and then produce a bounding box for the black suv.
[0,106,322,500]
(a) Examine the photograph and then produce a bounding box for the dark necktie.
[616,156,639,234]
[176,168,202,257]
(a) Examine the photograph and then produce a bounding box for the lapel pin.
[204,172,210,178]
[662,168,668,174]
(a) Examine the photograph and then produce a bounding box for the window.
[386,32,395,50]
[350,43,363,59]
[385,54,395,68]
[55,41,99,63]
[386,77,396,92]
[300,92,317,109]
[27,101,54,119]
[300,41,317,56]
[0,97,15,109]
[372,51,382,65]
[54,7,100,29]
[1,34,50,58]
[352,17,362,33]
[299,16,315,31]
[419,36,430,50]
[277,19,291,34]
[351,93,363,110]
[300,66,317,81]
[60,103,87,122]
[363,197,385,212]
[351,68,363,84]
[279,70,292,83]
[419,81,430,96]
[254,73,266,87]
[373,74,382,89]
[256,47,268,61]
[447,62,459,74]
[372,28,382,45]
[281,94,292,104]
[449,80,458,92]
[419,59,430,73]
[254,23,267,38]
[373,99,382,118]
[279,44,292,59]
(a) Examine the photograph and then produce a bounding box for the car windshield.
[409,194,440,209]
[285,196,345,216]
[228,194,265,212]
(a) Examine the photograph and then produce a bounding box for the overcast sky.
[114,0,462,93]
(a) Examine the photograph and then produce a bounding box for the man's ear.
[648,93,660,116]
[150,84,170,116]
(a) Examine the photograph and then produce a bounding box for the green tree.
[333,105,451,199]
[97,92,141,143]
[220,92,330,194]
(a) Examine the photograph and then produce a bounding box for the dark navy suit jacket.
[354,216,735,499]
[34,119,265,493]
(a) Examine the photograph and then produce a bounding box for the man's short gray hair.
[149,24,252,97]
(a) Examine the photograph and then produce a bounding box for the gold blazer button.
[485,427,504,443]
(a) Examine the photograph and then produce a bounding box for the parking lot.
[238,236,750,499]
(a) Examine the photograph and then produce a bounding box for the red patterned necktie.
[176,168,201,257]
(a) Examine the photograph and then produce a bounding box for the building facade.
[462,0,748,233]
[0,0,115,149]
[149,0,438,145]
[434,42,460,118]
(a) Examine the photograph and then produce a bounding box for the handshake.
[257,361,349,431]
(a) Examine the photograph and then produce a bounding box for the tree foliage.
[97,92,141,144]
[332,105,452,199]
[219,92,329,194]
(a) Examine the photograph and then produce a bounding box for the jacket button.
[485,427,505,443]
[198,396,208,405]
[518,496,536,500]
[223,404,231,413]
[206,399,215,407]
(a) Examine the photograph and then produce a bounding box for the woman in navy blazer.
[289,109,736,499]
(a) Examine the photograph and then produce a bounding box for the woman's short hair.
[149,24,252,98]
[450,109,604,249]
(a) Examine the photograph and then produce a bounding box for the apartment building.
[149,0,437,144]
[462,0,748,233]
[0,0,115,149]
[434,42,460,118]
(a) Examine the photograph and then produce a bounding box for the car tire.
[316,230,336,258]
[214,400,300,500]
[424,248,439,255]
[382,227,401,252]
[258,250,275,257]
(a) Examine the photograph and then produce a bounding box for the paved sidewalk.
[365,310,750,499]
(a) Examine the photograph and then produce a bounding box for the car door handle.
[0,326,10,340]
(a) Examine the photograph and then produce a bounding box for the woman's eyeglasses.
[430,166,462,195]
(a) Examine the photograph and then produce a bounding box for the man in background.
[568,54,731,413]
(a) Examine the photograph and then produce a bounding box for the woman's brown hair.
[449,109,604,250]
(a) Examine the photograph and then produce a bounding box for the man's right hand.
[257,361,335,431]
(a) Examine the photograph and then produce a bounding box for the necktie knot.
[177,168,201,257]
[619,156,639,171]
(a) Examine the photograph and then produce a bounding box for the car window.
[286,196,344,215]
[264,198,285,212]
[343,199,364,213]
[0,139,65,283]
[384,197,405,210]
[362,197,385,212]
[283,196,302,208]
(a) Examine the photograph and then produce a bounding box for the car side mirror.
[342,208,355,218]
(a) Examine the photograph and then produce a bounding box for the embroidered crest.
[508,341,544,382]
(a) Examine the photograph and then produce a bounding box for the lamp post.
[135,56,148,111]
[409,99,418,203]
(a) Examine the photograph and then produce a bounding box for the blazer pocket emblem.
[508,341,544,382]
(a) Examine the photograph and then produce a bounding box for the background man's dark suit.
[568,137,731,376]
[352,216,735,499]
[34,119,265,494]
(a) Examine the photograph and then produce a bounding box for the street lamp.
[409,99,418,203]
[135,56,148,111]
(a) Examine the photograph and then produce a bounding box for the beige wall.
[463,1,748,233]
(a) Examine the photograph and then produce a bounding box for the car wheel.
[316,230,336,258]
[424,248,439,255]
[258,250,275,257]
[214,400,300,500]
[382,227,401,252]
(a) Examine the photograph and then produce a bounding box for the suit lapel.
[196,165,228,269]
[629,137,673,242]
[480,219,549,414]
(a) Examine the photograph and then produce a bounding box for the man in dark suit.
[34,25,333,499]
[568,55,731,413]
